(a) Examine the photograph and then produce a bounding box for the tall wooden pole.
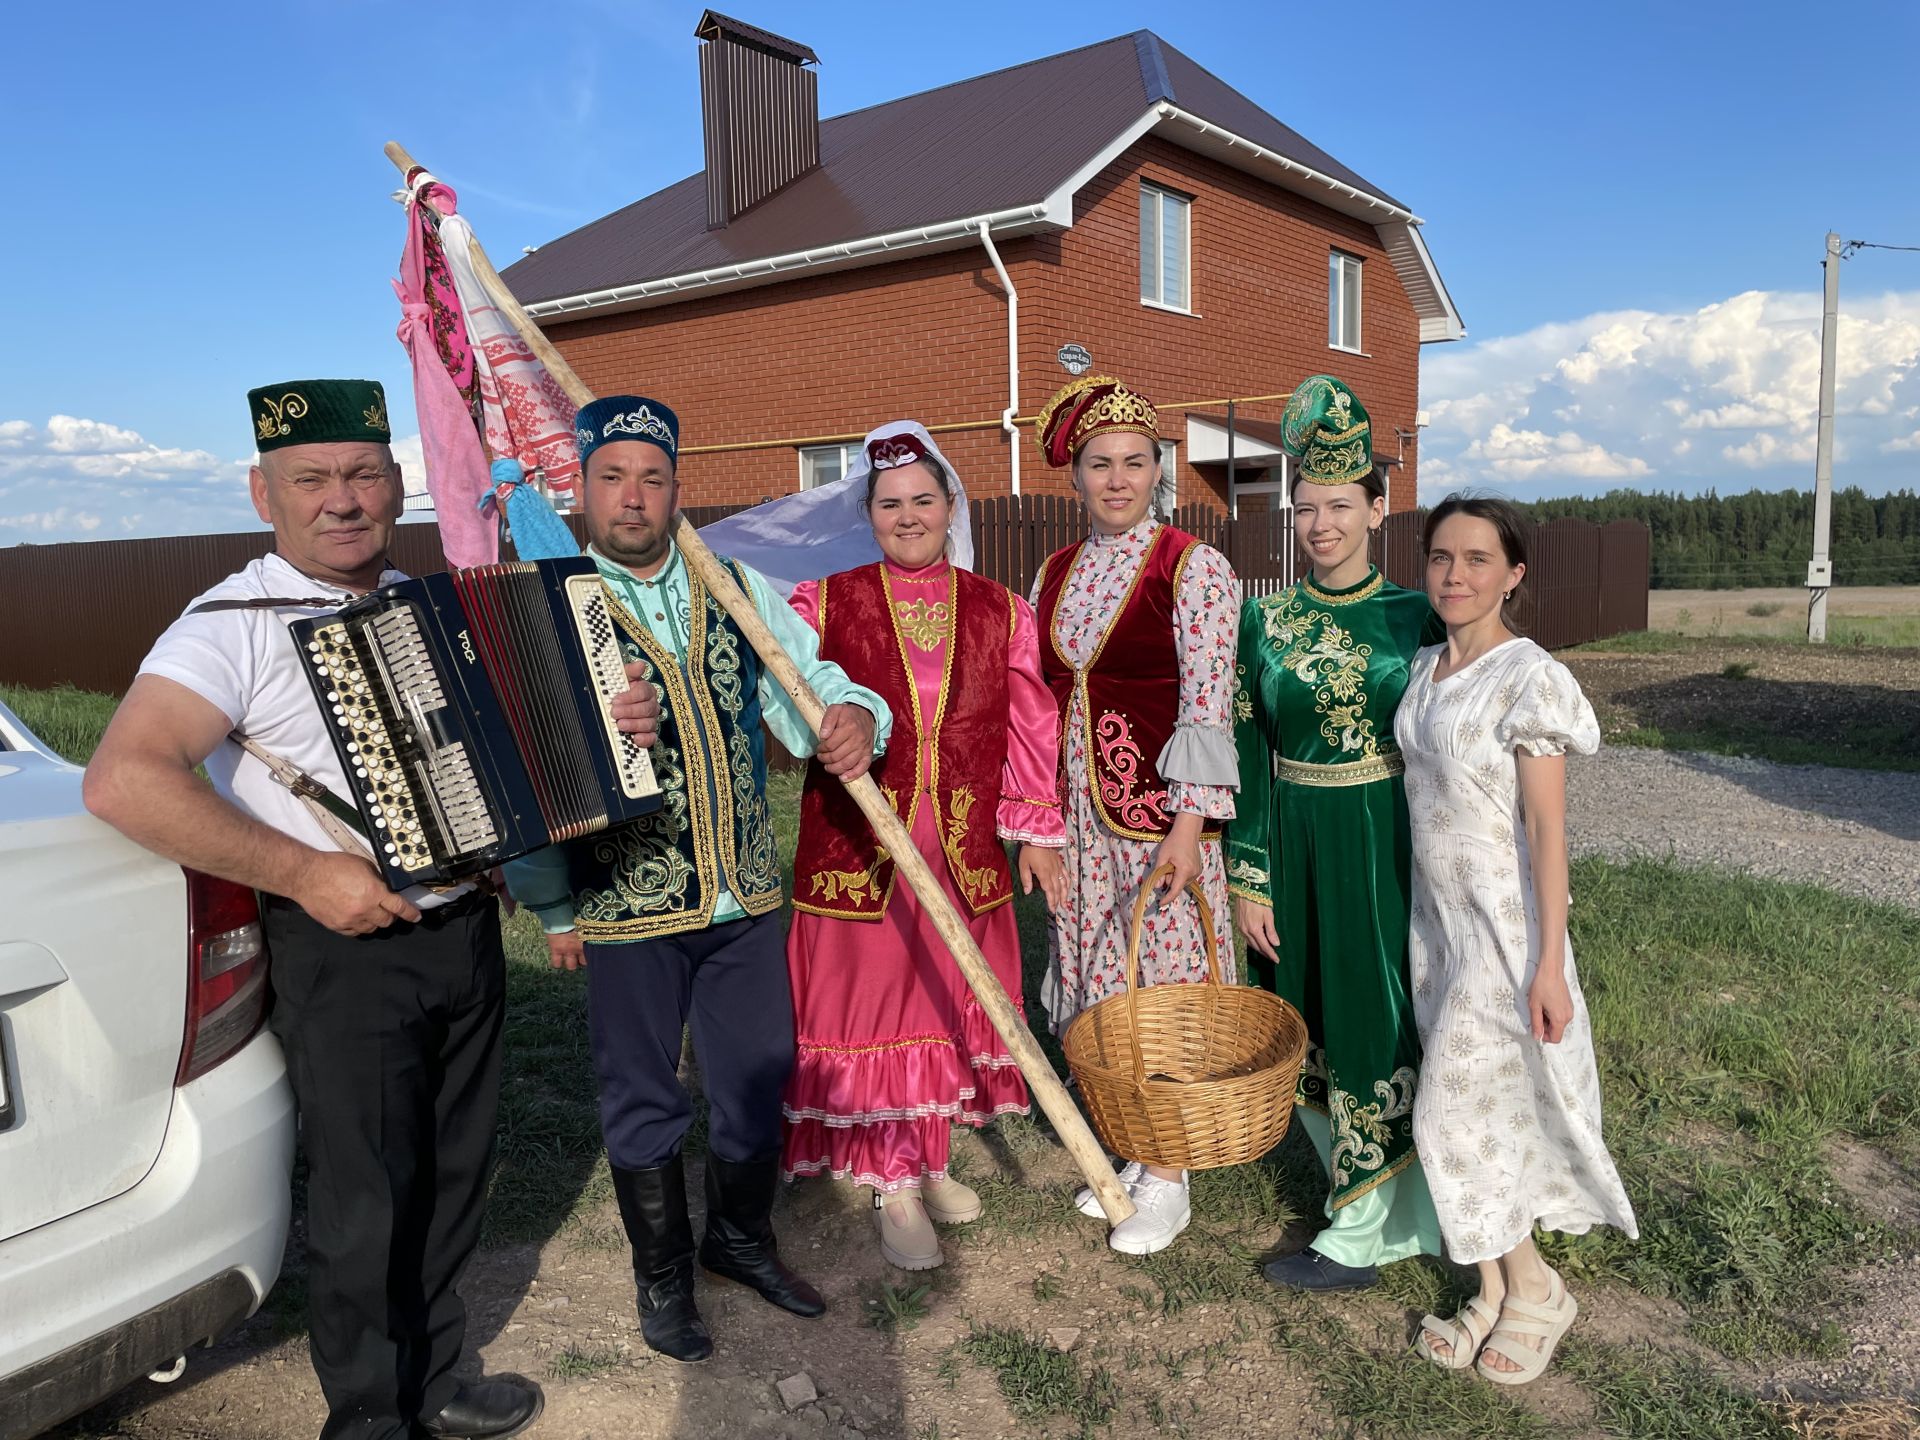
[386,143,1134,1224]
[1807,231,1841,643]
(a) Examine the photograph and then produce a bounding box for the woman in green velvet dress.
[1226,375,1445,1292]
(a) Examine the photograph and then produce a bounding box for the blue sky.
[3,0,1917,544]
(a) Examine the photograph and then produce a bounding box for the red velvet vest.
[1037,525,1221,843]
[794,563,1016,919]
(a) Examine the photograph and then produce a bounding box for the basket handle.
[1121,863,1223,1088]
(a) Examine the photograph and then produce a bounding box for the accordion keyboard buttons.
[565,575,661,801]
[305,625,434,875]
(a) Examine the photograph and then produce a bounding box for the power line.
[1841,239,1920,257]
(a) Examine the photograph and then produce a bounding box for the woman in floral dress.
[1029,375,1239,1257]
[1396,495,1637,1384]
[781,422,1066,1272]
[1227,376,1446,1292]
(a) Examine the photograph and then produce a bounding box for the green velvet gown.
[1226,567,1445,1265]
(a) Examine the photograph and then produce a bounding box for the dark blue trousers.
[585,909,794,1169]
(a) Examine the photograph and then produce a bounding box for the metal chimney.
[695,11,820,230]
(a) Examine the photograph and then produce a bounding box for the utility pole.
[1807,231,1841,643]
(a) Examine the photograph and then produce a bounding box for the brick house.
[503,12,1462,519]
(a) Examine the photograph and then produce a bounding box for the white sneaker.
[1106,1171,1190,1255]
[1074,1161,1144,1218]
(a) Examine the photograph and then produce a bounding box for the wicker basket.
[1061,865,1308,1171]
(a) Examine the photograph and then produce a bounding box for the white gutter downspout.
[977,221,1021,496]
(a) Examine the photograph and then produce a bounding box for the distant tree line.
[1505,488,1920,589]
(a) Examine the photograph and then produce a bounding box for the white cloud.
[1420,287,1920,498]
[1460,423,1651,481]
[0,417,433,546]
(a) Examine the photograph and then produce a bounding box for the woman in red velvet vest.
[781,422,1066,1272]
[1030,375,1241,1259]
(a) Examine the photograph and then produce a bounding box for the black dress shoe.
[1262,1248,1379,1293]
[697,1155,826,1318]
[611,1158,715,1363]
[417,1379,544,1439]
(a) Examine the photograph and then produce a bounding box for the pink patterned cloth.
[780,560,1063,1192]
[394,176,495,567]
[436,211,582,505]
[1033,519,1239,1034]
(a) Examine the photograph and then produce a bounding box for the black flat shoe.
[1262,1248,1379,1293]
[417,1379,544,1439]
[698,1155,827,1318]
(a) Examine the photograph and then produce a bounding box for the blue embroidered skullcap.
[573,395,680,469]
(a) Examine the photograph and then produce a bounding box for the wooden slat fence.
[1,504,1648,694]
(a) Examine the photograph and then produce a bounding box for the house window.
[1139,183,1191,312]
[1329,251,1363,352]
[798,442,860,491]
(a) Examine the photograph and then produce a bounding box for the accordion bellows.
[290,557,662,887]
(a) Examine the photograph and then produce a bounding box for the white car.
[0,698,297,1440]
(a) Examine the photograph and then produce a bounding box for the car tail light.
[178,869,270,1085]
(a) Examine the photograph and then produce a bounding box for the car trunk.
[0,754,187,1243]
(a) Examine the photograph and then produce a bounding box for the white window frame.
[1139,183,1192,314]
[1329,250,1364,354]
[797,442,860,491]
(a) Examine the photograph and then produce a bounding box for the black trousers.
[586,909,794,1169]
[264,890,505,1440]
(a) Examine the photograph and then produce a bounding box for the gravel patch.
[1567,746,1920,913]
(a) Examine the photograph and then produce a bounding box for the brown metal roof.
[503,31,1403,307]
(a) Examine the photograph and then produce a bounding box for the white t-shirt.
[139,551,467,909]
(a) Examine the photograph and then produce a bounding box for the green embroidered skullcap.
[1280,374,1372,486]
[248,379,392,453]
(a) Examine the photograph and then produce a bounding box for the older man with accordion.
[84,378,659,1440]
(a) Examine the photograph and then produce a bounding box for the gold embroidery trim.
[593,578,723,940]
[893,596,951,652]
[938,787,1000,909]
[1276,752,1405,787]
[254,390,308,442]
[1301,569,1385,607]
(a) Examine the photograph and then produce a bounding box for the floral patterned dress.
[1033,519,1239,1033]
[1394,638,1639,1263]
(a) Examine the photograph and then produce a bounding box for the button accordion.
[289,557,661,886]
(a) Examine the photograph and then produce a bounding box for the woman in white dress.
[1393,495,1637,1385]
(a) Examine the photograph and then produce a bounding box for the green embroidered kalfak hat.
[1281,374,1372,486]
[248,378,392,454]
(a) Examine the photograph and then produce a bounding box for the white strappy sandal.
[1413,1294,1501,1370]
[1476,1269,1578,1385]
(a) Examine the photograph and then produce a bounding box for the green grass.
[1267,1302,1548,1440]
[1539,858,1918,1354]
[1606,721,1920,773]
[1578,618,1920,652]
[958,1322,1121,1431]
[1557,1339,1794,1439]
[0,682,119,762]
[865,1280,934,1334]
[1746,601,1786,618]
[544,1342,627,1380]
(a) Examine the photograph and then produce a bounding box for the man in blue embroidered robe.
[506,396,890,1364]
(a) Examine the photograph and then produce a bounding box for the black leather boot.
[697,1155,826,1318]
[610,1157,714,1362]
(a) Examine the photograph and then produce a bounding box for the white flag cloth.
[695,420,975,597]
